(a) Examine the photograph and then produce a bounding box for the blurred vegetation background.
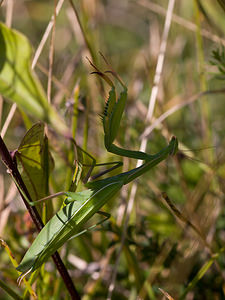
[0,0,225,299]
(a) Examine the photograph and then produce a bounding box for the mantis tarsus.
[16,62,178,279]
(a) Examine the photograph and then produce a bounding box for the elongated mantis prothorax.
[17,59,178,277]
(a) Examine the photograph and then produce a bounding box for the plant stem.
[0,136,80,300]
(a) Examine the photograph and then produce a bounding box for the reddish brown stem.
[0,136,80,300]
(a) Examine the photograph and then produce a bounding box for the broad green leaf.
[0,23,67,133]
[0,23,47,118]
[15,122,54,201]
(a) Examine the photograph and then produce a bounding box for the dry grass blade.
[141,88,225,139]
[0,103,17,138]
[137,0,225,46]
[47,0,57,104]
[161,192,210,250]
[5,0,13,27]
[32,0,65,69]
[68,0,95,62]
[158,287,174,300]
[107,1,176,299]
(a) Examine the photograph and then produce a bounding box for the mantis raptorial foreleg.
[88,57,160,161]
[16,59,178,277]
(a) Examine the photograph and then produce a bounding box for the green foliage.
[16,70,178,275]
[0,23,48,118]
[0,23,67,133]
[181,160,203,185]
[0,1,225,299]
[210,47,225,79]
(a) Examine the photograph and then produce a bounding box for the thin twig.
[0,137,80,299]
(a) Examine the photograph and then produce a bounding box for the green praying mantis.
[16,61,178,280]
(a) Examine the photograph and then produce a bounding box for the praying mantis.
[16,61,178,279]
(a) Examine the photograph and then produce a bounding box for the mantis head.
[87,56,128,151]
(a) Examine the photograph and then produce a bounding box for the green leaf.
[15,122,54,201]
[0,23,48,118]
[0,23,67,133]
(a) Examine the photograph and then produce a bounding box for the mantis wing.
[15,122,54,201]
[17,181,123,274]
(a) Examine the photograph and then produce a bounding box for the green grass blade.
[0,279,23,300]
[179,250,224,299]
